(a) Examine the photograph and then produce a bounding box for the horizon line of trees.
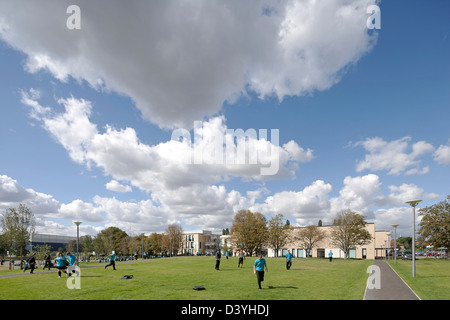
[1,196,449,260]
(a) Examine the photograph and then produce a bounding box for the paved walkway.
[363,259,420,300]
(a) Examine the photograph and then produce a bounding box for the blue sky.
[0,0,449,238]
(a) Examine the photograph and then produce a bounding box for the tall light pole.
[405,200,421,278]
[387,232,391,261]
[74,221,82,266]
[392,224,399,264]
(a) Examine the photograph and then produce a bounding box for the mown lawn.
[388,258,450,300]
[0,256,373,300]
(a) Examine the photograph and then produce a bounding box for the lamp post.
[387,233,391,261]
[392,224,399,264]
[74,221,82,266]
[405,200,421,278]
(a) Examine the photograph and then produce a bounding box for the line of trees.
[0,204,185,260]
[2,196,448,260]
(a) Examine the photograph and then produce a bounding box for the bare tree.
[0,204,35,262]
[164,224,183,256]
[266,214,292,257]
[294,225,325,258]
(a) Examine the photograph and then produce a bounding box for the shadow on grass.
[267,286,298,290]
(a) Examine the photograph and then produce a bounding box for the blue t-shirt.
[286,253,292,261]
[68,254,77,266]
[56,256,65,267]
[254,258,266,272]
[110,253,115,261]
[329,252,333,257]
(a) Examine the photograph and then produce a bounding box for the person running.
[253,253,268,290]
[105,251,116,270]
[328,250,333,262]
[23,253,37,274]
[215,250,221,270]
[43,252,52,270]
[286,250,293,270]
[55,252,68,278]
[238,250,245,268]
[67,251,78,276]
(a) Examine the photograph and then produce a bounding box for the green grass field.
[0,256,373,300]
[388,258,450,300]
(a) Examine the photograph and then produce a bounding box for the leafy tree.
[95,226,128,255]
[418,196,450,255]
[147,232,163,256]
[397,237,412,250]
[81,235,94,255]
[0,204,35,261]
[295,225,326,258]
[266,214,292,257]
[231,209,267,256]
[330,209,372,259]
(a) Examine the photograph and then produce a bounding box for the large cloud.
[20,90,314,192]
[0,0,379,128]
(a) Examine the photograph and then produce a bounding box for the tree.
[266,214,292,257]
[0,204,35,262]
[231,209,267,256]
[418,196,450,256]
[95,227,128,255]
[81,235,94,255]
[295,225,326,258]
[164,224,183,256]
[330,209,372,259]
[397,237,412,250]
[147,232,163,256]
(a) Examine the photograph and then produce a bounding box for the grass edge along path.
[0,256,373,300]
[387,258,450,300]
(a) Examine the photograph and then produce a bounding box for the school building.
[181,230,222,255]
[266,223,391,260]
[184,223,391,260]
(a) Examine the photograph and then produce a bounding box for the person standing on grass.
[215,250,221,270]
[105,250,116,270]
[56,252,68,278]
[328,250,333,262]
[253,253,268,290]
[286,250,293,270]
[238,250,245,268]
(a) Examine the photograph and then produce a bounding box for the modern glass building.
[29,233,77,251]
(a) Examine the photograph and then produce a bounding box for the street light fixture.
[73,221,82,266]
[392,224,399,264]
[405,200,421,278]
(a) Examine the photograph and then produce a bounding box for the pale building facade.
[180,224,390,260]
[181,230,221,255]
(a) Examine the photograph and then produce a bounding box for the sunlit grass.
[0,256,373,300]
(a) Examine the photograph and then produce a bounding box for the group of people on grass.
[20,250,117,277]
[215,249,334,289]
[22,251,79,277]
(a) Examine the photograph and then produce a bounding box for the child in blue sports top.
[105,251,116,270]
[55,252,68,278]
[286,250,293,270]
[253,253,268,290]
